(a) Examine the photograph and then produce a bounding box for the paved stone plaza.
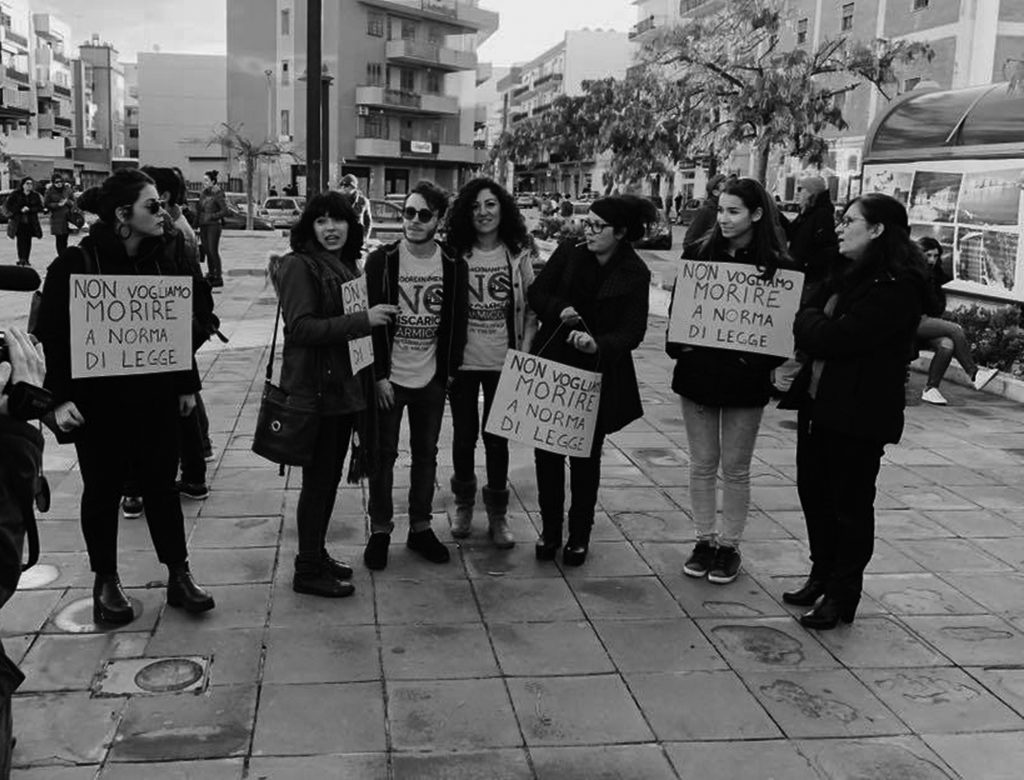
[4,233,1024,778]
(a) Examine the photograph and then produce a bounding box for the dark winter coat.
[780,262,929,444]
[5,189,44,239]
[682,198,718,256]
[44,185,74,236]
[784,192,839,285]
[268,246,371,415]
[667,242,794,408]
[197,185,228,226]
[364,239,469,386]
[528,239,651,436]
[33,222,204,413]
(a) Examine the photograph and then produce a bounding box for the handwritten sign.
[667,260,804,358]
[341,276,374,373]
[484,350,602,457]
[69,274,192,378]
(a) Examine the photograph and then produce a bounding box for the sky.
[32,0,636,66]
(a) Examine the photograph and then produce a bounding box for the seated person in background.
[916,236,998,405]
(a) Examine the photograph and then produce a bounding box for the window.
[401,20,417,41]
[281,60,290,86]
[281,109,290,137]
[841,3,854,31]
[281,9,290,35]
[359,113,388,139]
[912,0,928,8]
[366,62,384,86]
[399,68,415,92]
[797,18,808,44]
[425,70,441,94]
[367,11,384,37]
[427,26,442,45]
[128,128,139,138]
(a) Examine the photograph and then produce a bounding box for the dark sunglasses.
[143,199,162,215]
[403,207,436,223]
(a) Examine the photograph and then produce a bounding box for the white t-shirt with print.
[461,244,511,371]
[390,241,444,389]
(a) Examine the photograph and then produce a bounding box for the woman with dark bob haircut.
[267,191,398,597]
[441,177,538,548]
[33,168,216,624]
[780,192,932,629]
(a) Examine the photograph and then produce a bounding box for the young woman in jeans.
[443,178,537,548]
[668,178,795,585]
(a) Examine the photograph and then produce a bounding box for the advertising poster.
[484,350,601,458]
[864,169,914,205]
[666,260,804,358]
[956,229,1019,293]
[908,171,962,223]
[957,169,1024,226]
[69,274,193,379]
[910,224,956,278]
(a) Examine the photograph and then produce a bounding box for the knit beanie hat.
[799,176,827,196]
[590,195,657,242]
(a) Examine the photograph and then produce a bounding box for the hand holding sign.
[367,304,399,327]
[340,277,375,374]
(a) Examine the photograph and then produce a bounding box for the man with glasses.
[362,181,468,570]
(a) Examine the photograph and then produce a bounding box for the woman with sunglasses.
[668,178,795,586]
[33,169,215,625]
[528,195,653,566]
[442,177,537,548]
[268,191,398,596]
[780,193,931,629]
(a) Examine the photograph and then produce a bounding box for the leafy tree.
[644,0,933,182]
[206,122,292,229]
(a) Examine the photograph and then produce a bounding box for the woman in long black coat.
[528,195,653,567]
[781,193,932,630]
[6,177,44,266]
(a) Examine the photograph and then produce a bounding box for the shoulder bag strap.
[266,301,281,382]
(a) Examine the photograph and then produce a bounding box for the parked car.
[515,192,538,210]
[185,196,274,230]
[368,198,404,243]
[258,196,306,228]
[224,192,254,213]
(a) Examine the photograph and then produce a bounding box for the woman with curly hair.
[443,177,538,547]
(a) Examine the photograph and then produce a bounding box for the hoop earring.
[116,223,133,241]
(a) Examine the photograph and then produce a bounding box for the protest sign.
[667,260,804,357]
[484,350,602,458]
[69,274,192,379]
[341,276,373,373]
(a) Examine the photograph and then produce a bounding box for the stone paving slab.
[8,235,1024,777]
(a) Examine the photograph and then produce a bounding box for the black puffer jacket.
[528,239,650,435]
[667,243,795,408]
[781,263,929,443]
[33,222,204,411]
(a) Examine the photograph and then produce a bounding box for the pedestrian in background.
[338,174,372,238]
[443,177,537,548]
[363,180,467,570]
[669,178,795,585]
[269,191,398,596]
[916,236,998,404]
[33,169,215,625]
[197,170,227,288]
[44,173,74,256]
[529,194,652,567]
[6,177,44,267]
[781,193,931,629]
[681,173,730,256]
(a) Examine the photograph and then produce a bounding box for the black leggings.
[296,415,354,558]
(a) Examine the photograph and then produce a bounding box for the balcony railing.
[385,39,477,71]
[355,85,459,115]
[511,111,528,123]
[54,83,72,97]
[512,84,529,98]
[629,15,659,39]
[532,103,552,116]
[3,29,29,47]
[5,66,30,85]
[53,51,70,65]
[55,116,72,128]
[534,72,563,88]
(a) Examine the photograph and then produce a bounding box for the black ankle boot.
[799,597,856,630]
[535,537,561,561]
[166,562,215,613]
[561,527,591,567]
[294,556,355,598]
[93,573,135,624]
[321,550,354,580]
[782,577,826,607]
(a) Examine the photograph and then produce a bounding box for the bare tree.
[207,122,292,229]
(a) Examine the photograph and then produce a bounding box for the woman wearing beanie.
[528,194,652,566]
[668,178,796,585]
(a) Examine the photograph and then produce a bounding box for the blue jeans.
[681,398,764,549]
[367,378,446,535]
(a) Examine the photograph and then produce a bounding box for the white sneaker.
[973,367,998,392]
[921,387,948,405]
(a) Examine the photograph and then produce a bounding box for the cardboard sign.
[484,350,602,458]
[667,260,804,358]
[69,274,192,378]
[341,276,374,373]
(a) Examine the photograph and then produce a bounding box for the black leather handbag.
[251,302,320,468]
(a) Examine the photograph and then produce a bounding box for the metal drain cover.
[95,656,210,696]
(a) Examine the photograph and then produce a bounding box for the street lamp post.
[264,68,274,201]
[305,0,322,197]
[320,67,333,192]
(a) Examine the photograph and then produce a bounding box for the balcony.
[629,15,661,40]
[36,80,54,99]
[2,28,29,48]
[532,103,552,116]
[357,0,498,34]
[355,136,488,164]
[53,51,70,66]
[511,111,528,123]
[534,72,563,89]
[512,84,529,98]
[385,39,477,72]
[55,115,72,130]
[355,85,459,115]
[5,66,31,87]
[37,112,54,131]
[54,83,72,98]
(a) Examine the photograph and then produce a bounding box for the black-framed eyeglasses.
[143,199,162,215]
[403,207,436,223]
[582,219,612,234]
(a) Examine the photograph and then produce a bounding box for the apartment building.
[227,0,498,198]
[631,0,1024,202]
[124,61,138,159]
[499,29,636,196]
